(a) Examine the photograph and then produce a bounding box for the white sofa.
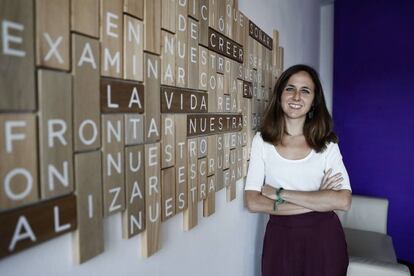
[335,195,410,276]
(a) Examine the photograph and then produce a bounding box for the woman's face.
[280,71,315,120]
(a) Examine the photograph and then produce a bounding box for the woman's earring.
[308,109,314,119]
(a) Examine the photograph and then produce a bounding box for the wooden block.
[161,115,175,168]
[215,134,224,191]
[229,132,237,149]
[203,174,215,217]
[124,0,144,19]
[225,0,233,38]
[188,0,199,20]
[198,136,208,158]
[161,86,208,113]
[184,138,198,230]
[175,115,188,213]
[161,167,176,221]
[101,0,123,78]
[38,70,73,199]
[162,0,176,33]
[142,143,161,258]
[232,9,239,44]
[217,0,225,33]
[226,148,236,201]
[199,0,209,46]
[72,34,101,152]
[207,51,217,112]
[223,169,230,189]
[123,145,145,239]
[161,30,176,86]
[238,12,246,50]
[0,195,76,259]
[0,0,36,111]
[237,79,243,112]
[199,45,209,91]
[236,145,243,180]
[144,53,161,143]
[144,0,161,55]
[216,73,224,112]
[101,114,125,217]
[36,0,70,70]
[176,0,187,87]
[124,15,144,82]
[224,95,231,112]
[208,0,217,30]
[124,114,144,145]
[0,114,38,211]
[207,135,217,176]
[242,146,248,177]
[187,18,199,90]
[187,114,243,136]
[71,0,99,38]
[249,19,273,50]
[223,133,230,169]
[100,78,144,113]
[216,54,224,74]
[198,157,207,201]
[73,151,104,264]
[208,26,243,63]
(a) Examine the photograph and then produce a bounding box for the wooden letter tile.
[71,0,99,38]
[144,0,161,55]
[124,15,144,82]
[184,138,198,230]
[198,157,207,201]
[36,0,70,70]
[73,151,104,264]
[175,115,188,213]
[124,0,144,20]
[38,70,73,199]
[203,174,215,217]
[161,30,176,86]
[0,114,38,211]
[161,167,176,221]
[161,115,175,168]
[124,114,144,146]
[162,0,176,33]
[144,53,161,143]
[123,145,145,239]
[176,0,187,87]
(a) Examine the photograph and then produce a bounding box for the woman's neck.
[284,116,305,136]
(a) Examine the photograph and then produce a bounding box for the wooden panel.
[207,135,217,176]
[161,167,176,221]
[208,27,243,63]
[0,114,38,211]
[238,12,246,52]
[176,0,187,87]
[184,138,198,230]
[36,0,70,70]
[72,34,100,152]
[123,145,145,239]
[101,114,125,217]
[144,53,161,143]
[188,0,199,20]
[224,0,233,38]
[162,0,176,33]
[223,169,230,189]
[203,174,215,217]
[208,0,217,30]
[161,86,208,113]
[161,30,176,86]
[242,146,248,177]
[161,115,175,168]
[124,15,143,82]
[223,133,230,169]
[73,151,104,264]
[199,0,209,46]
[215,134,224,191]
[199,45,209,91]
[142,143,161,258]
[0,195,76,259]
[187,18,199,90]
[226,148,236,202]
[187,114,243,136]
[71,0,99,37]
[124,114,144,145]
[144,0,161,55]
[0,0,36,111]
[249,19,273,50]
[224,58,231,95]
[100,78,144,113]
[236,145,243,180]
[38,70,73,199]
[216,73,224,112]
[198,136,208,158]
[124,0,144,19]
[207,51,217,112]
[100,0,123,78]
[175,115,187,213]
[216,0,225,33]
[197,157,207,201]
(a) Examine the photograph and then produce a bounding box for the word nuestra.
[187,114,243,136]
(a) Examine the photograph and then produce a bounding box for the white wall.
[0,1,333,276]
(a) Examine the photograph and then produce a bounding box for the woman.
[245,64,352,276]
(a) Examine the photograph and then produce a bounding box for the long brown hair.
[260,64,338,153]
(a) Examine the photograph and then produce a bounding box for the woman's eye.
[301,90,310,94]
[285,87,294,92]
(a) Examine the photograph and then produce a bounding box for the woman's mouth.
[288,103,303,109]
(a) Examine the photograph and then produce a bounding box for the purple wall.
[333,0,414,262]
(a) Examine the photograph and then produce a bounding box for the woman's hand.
[261,184,277,200]
[320,168,343,190]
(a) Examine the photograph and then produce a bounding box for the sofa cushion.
[344,228,397,263]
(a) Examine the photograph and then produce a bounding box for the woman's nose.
[293,90,301,100]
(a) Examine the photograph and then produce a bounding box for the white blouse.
[245,132,351,192]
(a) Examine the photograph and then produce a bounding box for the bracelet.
[273,188,285,211]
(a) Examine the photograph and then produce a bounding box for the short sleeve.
[245,132,265,191]
[326,143,352,191]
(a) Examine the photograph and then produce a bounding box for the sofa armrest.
[336,195,389,234]
[348,256,410,276]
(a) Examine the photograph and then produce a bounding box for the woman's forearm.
[280,189,351,212]
[245,191,313,215]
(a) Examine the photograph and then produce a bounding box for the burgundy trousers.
[262,211,349,276]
